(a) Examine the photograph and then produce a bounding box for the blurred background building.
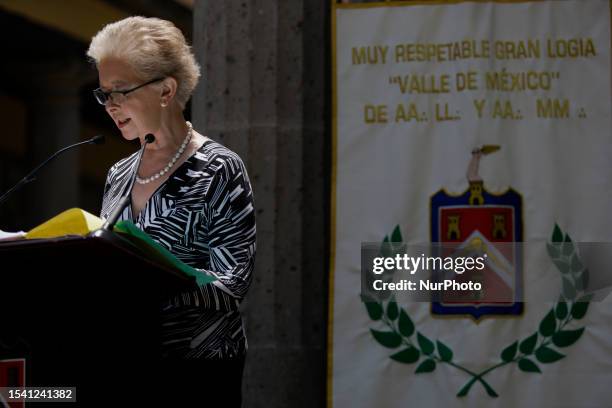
[0,1,329,406]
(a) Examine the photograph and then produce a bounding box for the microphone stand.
[100,134,155,232]
[0,135,105,207]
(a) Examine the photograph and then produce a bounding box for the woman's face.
[97,58,163,141]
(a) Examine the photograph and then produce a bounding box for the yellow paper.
[26,208,103,239]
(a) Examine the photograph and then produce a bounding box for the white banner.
[330,1,612,407]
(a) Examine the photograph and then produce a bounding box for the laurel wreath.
[362,224,592,397]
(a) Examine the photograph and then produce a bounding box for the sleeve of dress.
[201,155,256,301]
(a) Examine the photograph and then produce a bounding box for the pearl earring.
[161,101,167,107]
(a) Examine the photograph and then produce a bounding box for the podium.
[0,229,195,402]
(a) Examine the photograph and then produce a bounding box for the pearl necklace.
[135,121,193,185]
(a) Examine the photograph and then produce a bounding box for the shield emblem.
[0,358,25,408]
[430,185,523,319]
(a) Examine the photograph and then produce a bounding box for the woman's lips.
[117,118,131,129]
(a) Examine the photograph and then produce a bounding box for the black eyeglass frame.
[93,77,165,105]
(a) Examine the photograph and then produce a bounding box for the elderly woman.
[87,17,255,404]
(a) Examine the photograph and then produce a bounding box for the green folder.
[114,220,216,287]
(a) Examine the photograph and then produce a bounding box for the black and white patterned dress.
[100,138,256,359]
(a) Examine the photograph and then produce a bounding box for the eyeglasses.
[93,77,164,106]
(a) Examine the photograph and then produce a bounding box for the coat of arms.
[430,146,523,319]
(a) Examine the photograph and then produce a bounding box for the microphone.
[100,134,155,231]
[0,134,106,207]
[90,134,105,145]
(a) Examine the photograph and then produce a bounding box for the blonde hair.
[87,16,200,108]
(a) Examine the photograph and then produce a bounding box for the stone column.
[192,1,328,407]
[23,60,88,227]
